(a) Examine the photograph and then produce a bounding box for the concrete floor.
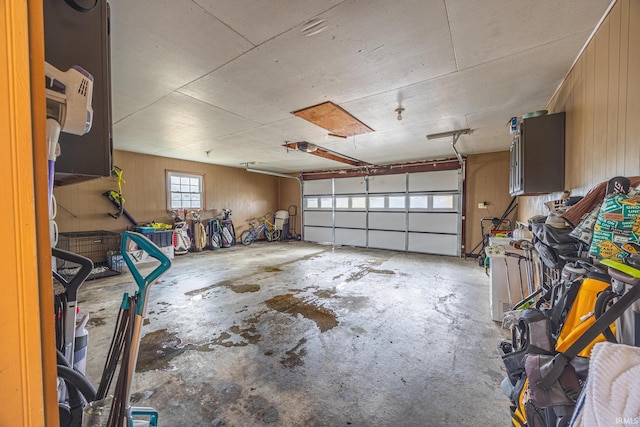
[76,241,511,426]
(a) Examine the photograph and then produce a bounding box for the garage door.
[302,169,462,256]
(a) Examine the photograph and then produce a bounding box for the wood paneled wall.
[519,0,640,221]
[465,152,516,255]
[278,177,302,237]
[54,150,293,234]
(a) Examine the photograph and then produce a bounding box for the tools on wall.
[103,166,139,226]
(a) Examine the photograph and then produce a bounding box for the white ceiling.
[108,0,611,173]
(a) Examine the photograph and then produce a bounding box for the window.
[306,197,319,209]
[320,197,333,208]
[410,195,429,209]
[369,196,385,209]
[351,197,366,209]
[388,196,405,209]
[166,171,204,210]
[433,195,454,209]
[336,197,349,209]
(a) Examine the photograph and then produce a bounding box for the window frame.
[165,170,205,211]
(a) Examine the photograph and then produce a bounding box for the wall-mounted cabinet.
[44,0,112,186]
[509,112,565,196]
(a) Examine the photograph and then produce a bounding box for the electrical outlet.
[478,202,488,209]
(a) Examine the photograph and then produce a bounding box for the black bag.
[501,308,555,385]
[524,354,582,408]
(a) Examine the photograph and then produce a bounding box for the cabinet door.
[509,134,522,195]
[509,113,565,196]
[44,0,112,185]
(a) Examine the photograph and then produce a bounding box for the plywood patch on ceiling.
[292,101,374,137]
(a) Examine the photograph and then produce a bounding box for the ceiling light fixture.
[296,141,318,153]
[395,107,404,121]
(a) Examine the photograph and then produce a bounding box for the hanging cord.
[54,293,67,352]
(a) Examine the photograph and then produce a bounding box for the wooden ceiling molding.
[301,158,462,180]
[292,101,374,137]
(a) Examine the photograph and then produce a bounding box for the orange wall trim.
[0,0,46,426]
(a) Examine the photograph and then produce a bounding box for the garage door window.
[320,197,333,208]
[388,196,405,209]
[433,195,454,210]
[369,196,385,209]
[352,197,366,209]
[410,195,429,209]
[336,197,349,209]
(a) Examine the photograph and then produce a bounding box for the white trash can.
[275,210,289,240]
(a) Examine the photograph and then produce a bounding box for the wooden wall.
[54,148,515,254]
[465,151,516,255]
[1,0,49,424]
[519,0,640,220]
[278,177,302,237]
[53,150,294,234]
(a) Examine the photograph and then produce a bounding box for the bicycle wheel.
[270,228,281,241]
[240,230,253,246]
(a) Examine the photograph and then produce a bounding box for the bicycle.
[240,212,281,245]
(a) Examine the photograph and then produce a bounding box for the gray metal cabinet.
[509,112,565,196]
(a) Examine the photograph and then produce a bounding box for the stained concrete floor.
[76,241,511,426]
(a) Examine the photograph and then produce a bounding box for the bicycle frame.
[240,215,281,245]
[245,221,267,241]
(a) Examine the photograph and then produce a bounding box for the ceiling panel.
[109,0,253,122]
[177,0,456,124]
[193,0,344,46]
[447,0,611,70]
[113,92,260,151]
[104,0,611,173]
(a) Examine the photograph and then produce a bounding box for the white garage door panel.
[304,179,332,195]
[302,168,461,256]
[335,211,366,228]
[304,226,332,243]
[409,212,458,233]
[369,212,405,231]
[335,228,367,246]
[409,170,459,192]
[304,211,333,227]
[408,233,458,256]
[334,177,366,194]
[368,173,406,193]
[369,230,405,251]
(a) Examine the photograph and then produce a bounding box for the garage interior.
[3,0,640,426]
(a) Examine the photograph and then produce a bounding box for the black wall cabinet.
[44,0,112,186]
[509,112,565,196]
